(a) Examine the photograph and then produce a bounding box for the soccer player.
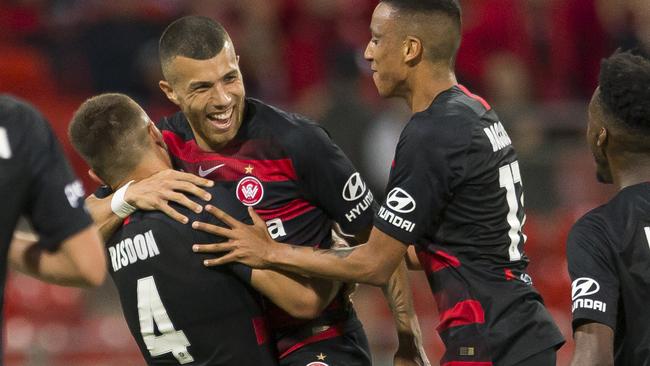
[86,16,426,366]
[567,50,650,366]
[192,1,565,365]
[0,95,106,358]
[70,93,354,365]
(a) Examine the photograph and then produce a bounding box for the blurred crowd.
[2,0,649,365]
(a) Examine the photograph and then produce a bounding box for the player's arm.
[9,227,106,287]
[193,206,406,286]
[86,169,214,241]
[405,245,422,270]
[249,269,341,319]
[571,322,614,366]
[566,218,619,366]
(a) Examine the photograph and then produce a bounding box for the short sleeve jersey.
[0,95,92,352]
[567,182,650,365]
[157,98,373,354]
[107,185,277,366]
[374,85,564,364]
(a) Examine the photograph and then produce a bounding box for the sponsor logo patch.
[236,176,264,206]
[64,180,86,208]
[571,277,607,313]
[342,172,366,201]
[386,187,416,213]
[571,277,600,300]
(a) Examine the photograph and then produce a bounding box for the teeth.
[209,108,233,121]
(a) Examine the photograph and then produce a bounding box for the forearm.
[10,229,104,287]
[383,260,423,339]
[251,269,340,319]
[85,194,123,241]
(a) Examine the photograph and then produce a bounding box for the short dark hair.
[380,0,462,63]
[69,93,150,185]
[159,16,229,81]
[599,49,650,133]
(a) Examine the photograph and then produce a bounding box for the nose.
[364,41,373,62]
[210,84,232,108]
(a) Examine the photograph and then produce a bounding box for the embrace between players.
[12,0,650,365]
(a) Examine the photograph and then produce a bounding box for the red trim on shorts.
[163,131,298,182]
[254,199,317,221]
[252,317,269,345]
[442,362,493,366]
[504,268,517,280]
[417,249,461,273]
[122,216,131,226]
[457,84,491,111]
[278,324,344,359]
[437,300,485,332]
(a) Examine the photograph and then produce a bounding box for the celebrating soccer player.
[192,1,565,365]
[84,15,426,366]
[567,49,650,365]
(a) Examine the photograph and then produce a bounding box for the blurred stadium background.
[2,0,648,365]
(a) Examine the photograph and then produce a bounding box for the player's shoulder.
[157,111,194,141]
[0,94,51,143]
[246,97,332,150]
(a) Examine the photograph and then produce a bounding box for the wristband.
[111,180,137,218]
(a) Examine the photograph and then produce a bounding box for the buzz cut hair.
[69,93,150,186]
[599,49,650,133]
[380,0,462,63]
[159,15,230,81]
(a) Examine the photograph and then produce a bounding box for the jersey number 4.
[499,161,526,261]
[137,276,194,364]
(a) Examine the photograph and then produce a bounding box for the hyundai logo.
[342,172,367,201]
[571,277,600,300]
[385,187,416,213]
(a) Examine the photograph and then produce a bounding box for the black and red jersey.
[0,95,92,356]
[158,98,374,358]
[567,182,650,365]
[107,185,277,366]
[374,85,564,365]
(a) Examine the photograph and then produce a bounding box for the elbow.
[75,264,107,288]
[361,263,392,287]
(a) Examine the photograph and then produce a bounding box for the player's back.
[568,182,650,365]
[107,185,277,366]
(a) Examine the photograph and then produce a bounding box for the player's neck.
[113,157,171,191]
[407,64,457,113]
[612,156,650,190]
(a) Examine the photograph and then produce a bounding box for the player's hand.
[394,334,432,366]
[191,205,280,269]
[124,169,213,224]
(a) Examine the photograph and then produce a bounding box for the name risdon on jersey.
[373,85,564,365]
[107,185,277,366]
[567,182,650,365]
[158,98,374,357]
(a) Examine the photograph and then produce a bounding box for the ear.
[148,122,166,149]
[159,80,180,106]
[88,169,106,186]
[596,127,608,148]
[403,36,423,65]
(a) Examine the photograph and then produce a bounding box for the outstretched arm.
[86,169,213,241]
[192,205,407,286]
[570,322,614,366]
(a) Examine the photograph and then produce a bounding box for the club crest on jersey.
[342,172,366,201]
[236,176,264,206]
[306,363,328,366]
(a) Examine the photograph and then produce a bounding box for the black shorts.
[279,326,371,366]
